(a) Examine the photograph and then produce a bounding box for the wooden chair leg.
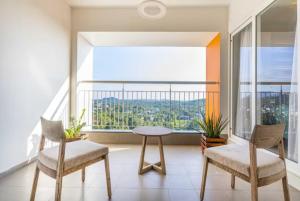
[200,157,209,201]
[82,167,85,182]
[231,174,235,189]
[249,143,258,201]
[55,175,63,201]
[282,176,290,201]
[30,166,40,201]
[55,140,65,201]
[104,154,112,199]
[250,179,258,201]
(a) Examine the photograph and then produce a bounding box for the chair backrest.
[41,117,65,142]
[250,124,285,149]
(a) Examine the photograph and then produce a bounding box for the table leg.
[139,136,147,174]
[138,136,167,175]
[158,136,166,175]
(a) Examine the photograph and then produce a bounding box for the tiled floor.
[0,144,300,201]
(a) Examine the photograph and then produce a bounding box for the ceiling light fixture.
[137,0,167,20]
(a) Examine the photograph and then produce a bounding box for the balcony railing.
[77,81,219,132]
[77,81,295,134]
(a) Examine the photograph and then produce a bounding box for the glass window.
[232,23,253,139]
[256,0,298,161]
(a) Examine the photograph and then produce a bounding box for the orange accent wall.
[206,34,220,118]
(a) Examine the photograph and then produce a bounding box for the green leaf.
[65,109,86,138]
[195,112,228,138]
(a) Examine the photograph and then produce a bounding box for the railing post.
[122,83,125,130]
[169,84,172,128]
[280,84,283,122]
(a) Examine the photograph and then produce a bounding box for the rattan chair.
[200,124,290,201]
[30,117,112,201]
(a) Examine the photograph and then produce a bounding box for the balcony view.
[77,46,214,131]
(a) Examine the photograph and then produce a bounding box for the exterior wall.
[206,34,221,117]
[71,7,229,127]
[0,0,71,173]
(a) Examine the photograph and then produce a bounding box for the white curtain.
[235,25,253,139]
[288,2,299,162]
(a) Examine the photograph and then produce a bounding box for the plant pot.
[65,133,88,142]
[200,134,227,154]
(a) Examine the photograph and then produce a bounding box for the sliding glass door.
[232,0,298,162]
[256,0,298,161]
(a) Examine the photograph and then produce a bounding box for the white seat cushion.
[204,144,285,178]
[38,140,108,170]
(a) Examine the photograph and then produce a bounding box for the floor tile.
[0,144,299,201]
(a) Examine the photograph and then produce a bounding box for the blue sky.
[91,46,294,92]
[257,47,294,92]
[93,46,293,82]
[93,47,206,82]
[257,47,293,82]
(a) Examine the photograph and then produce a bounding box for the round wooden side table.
[132,126,172,175]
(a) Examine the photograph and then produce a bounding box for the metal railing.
[77,80,220,131]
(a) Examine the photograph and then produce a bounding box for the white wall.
[77,35,94,125]
[77,34,94,82]
[70,6,229,120]
[0,0,71,173]
[229,0,273,32]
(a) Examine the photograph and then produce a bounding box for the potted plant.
[195,113,228,153]
[64,109,88,141]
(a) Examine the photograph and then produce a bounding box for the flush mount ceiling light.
[137,0,167,20]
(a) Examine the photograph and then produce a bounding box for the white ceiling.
[66,0,229,8]
[79,32,219,47]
